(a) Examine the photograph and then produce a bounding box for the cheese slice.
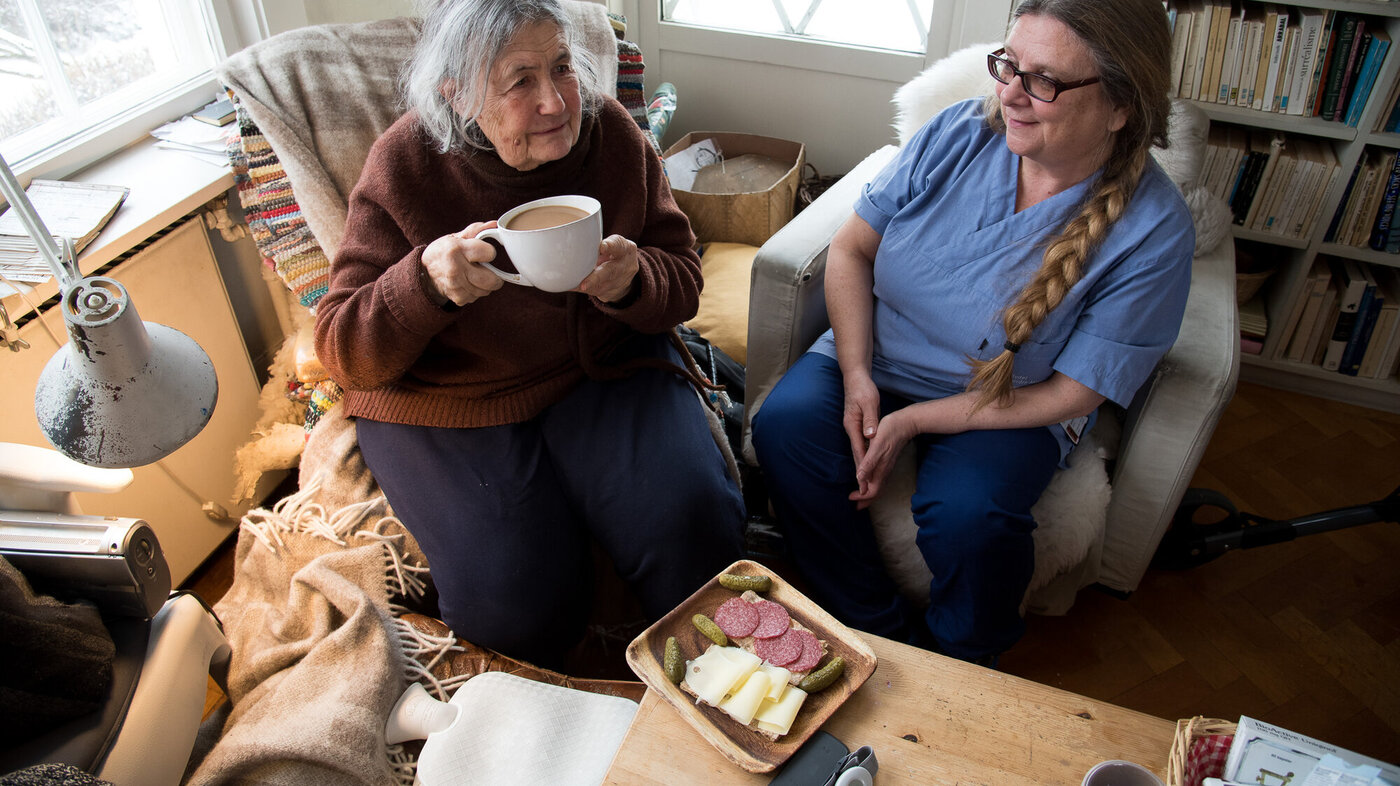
[754,686,808,737]
[684,645,760,707]
[758,664,791,703]
[719,669,771,725]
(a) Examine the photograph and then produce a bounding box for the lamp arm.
[0,152,78,287]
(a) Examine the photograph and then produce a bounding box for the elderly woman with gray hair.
[314,0,744,668]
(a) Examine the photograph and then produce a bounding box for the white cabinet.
[1,219,263,583]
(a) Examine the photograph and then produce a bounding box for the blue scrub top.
[810,98,1194,455]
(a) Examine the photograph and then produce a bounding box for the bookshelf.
[1175,0,1400,413]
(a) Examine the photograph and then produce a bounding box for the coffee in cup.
[475,195,602,292]
[505,204,591,231]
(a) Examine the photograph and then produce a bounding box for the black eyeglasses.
[987,48,1100,102]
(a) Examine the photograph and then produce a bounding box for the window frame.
[628,0,1012,80]
[3,0,264,182]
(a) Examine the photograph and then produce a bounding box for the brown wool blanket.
[184,482,429,786]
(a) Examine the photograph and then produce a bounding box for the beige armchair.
[742,45,1240,614]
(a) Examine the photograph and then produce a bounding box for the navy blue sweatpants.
[751,352,1059,661]
[357,343,745,667]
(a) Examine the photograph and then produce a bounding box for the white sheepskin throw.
[870,414,1117,611]
[892,42,1001,145]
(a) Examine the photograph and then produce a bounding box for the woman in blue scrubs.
[751,0,1194,664]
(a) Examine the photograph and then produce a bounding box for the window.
[661,0,935,54]
[0,0,227,174]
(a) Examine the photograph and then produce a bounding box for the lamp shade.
[34,276,218,468]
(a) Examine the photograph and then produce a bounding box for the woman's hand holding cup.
[579,234,639,304]
[420,221,506,306]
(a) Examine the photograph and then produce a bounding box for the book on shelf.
[1239,292,1269,351]
[1368,150,1400,250]
[1278,139,1317,238]
[1261,6,1291,111]
[0,179,129,284]
[1183,0,1213,100]
[1334,20,1370,121]
[1303,278,1340,365]
[1205,124,1247,202]
[1285,7,1328,115]
[1376,72,1400,133]
[1297,138,1340,238]
[1237,7,1265,108]
[1244,130,1287,229]
[1347,152,1384,246]
[1338,263,1381,375]
[1255,142,1297,232]
[1330,149,1390,247]
[1279,258,1332,361]
[1356,151,1397,246]
[1324,157,1363,241]
[1319,13,1360,121]
[1304,10,1338,117]
[1230,142,1270,224]
[1218,3,1244,103]
[1276,25,1301,112]
[1322,258,1370,371]
[1201,0,1233,103]
[1344,29,1390,127]
[1359,266,1400,379]
[1170,0,1197,97]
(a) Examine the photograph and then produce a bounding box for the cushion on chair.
[686,242,760,366]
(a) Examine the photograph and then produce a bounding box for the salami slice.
[751,600,791,639]
[754,627,804,667]
[789,629,824,673]
[713,597,760,638]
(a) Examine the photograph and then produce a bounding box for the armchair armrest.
[742,146,899,464]
[1098,237,1239,593]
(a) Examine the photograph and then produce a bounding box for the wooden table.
[603,633,1176,784]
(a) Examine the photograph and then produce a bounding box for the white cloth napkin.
[396,672,639,786]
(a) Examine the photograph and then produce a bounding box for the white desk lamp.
[0,152,217,468]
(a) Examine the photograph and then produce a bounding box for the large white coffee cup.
[475,195,602,292]
[1081,760,1165,786]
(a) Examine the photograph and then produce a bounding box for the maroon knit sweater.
[315,98,701,428]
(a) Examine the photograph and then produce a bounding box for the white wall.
[302,0,415,25]
[263,0,1012,175]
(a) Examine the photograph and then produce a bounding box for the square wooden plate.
[624,559,878,773]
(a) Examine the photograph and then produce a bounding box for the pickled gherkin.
[717,573,772,593]
[692,613,728,646]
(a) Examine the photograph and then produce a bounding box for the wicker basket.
[1166,716,1238,786]
[1235,270,1274,305]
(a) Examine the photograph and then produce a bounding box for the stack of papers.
[0,180,129,283]
[149,114,232,167]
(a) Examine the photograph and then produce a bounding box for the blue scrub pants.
[356,340,745,667]
[751,352,1059,661]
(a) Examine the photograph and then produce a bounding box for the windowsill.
[1,135,234,321]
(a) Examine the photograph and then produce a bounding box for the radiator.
[1,218,263,583]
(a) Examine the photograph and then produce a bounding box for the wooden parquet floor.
[1000,380,1400,766]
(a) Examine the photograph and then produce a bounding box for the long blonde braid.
[967,151,1147,411]
[965,0,1172,412]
